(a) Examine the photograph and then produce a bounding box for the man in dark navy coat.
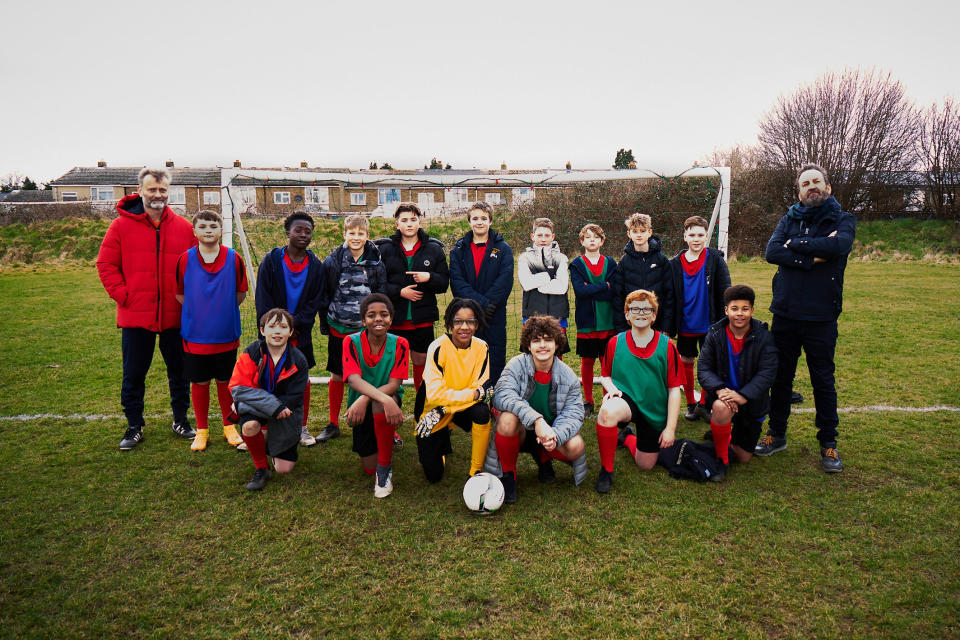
[757,164,855,473]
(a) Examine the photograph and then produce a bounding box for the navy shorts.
[677,333,707,358]
[391,325,435,354]
[619,393,665,454]
[183,349,237,383]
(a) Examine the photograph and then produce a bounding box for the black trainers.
[119,425,144,450]
[755,433,787,456]
[710,462,728,482]
[684,403,700,421]
[617,425,635,448]
[594,468,614,494]
[501,471,517,504]
[171,419,196,439]
[790,390,804,404]
[316,422,341,442]
[696,403,712,422]
[537,458,556,484]
[820,446,844,473]
[246,467,272,491]
[583,402,594,416]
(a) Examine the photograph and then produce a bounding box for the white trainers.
[299,426,316,447]
[374,469,393,499]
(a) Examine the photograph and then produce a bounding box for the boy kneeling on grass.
[175,209,248,452]
[695,285,778,481]
[342,294,409,498]
[595,290,684,494]
[230,308,309,491]
[489,315,588,505]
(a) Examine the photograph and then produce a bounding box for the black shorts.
[676,333,707,358]
[703,392,766,452]
[415,402,490,467]
[391,325,435,353]
[326,332,356,376]
[576,334,612,359]
[238,413,300,463]
[183,349,237,383]
[351,405,377,457]
[620,393,665,454]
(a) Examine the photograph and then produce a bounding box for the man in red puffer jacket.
[97,167,197,450]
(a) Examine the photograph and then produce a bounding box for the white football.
[462,472,505,514]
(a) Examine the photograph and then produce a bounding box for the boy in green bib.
[342,294,409,498]
[594,289,684,493]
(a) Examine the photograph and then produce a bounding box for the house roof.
[0,190,54,202]
[49,167,221,186]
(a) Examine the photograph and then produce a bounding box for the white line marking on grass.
[2,405,960,421]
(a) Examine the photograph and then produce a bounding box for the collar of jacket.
[623,235,662,257]
[116,193,173,224]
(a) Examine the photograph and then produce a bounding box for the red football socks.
[191,383,209,430]
[623,432,638,458]
[710,420,732,464]
[242,430,268,469]
[495,433,520,474]
[580,358,595,404]
[682,361,696,404]
[413,363,425,390]
[302,384,311,426]
[596,422,618,473]
[373,412,394,467]
[215,381,232,424]
[328,379,344,425]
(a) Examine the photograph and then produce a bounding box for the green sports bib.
[610,331,668,430]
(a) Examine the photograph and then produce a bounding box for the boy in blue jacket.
[449,201,514,386]
[255,212,326,447]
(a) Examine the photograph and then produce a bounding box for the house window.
[378,188,401,205]
[447,187,468,204]
[484,192,501,205]
[274,191,291,204]
[238,187,256,207]
[350,192,366,206]
[168,186,186,205]
[512,187,535,204]
[62,192,78,202]
[91,186,114,201]
[417,192,435,209]
[203,191,221,205]
[305,187,329,205]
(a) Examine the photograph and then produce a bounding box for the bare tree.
[916,97,960,217]
[757,69,918,212]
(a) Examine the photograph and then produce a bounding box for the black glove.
[484,303,497,323]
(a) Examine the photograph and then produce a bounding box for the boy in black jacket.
[375,202,449,392]
[670,215,731,422]
[255,212,326,447]
[612,213,674,335]
[697,285,778,480]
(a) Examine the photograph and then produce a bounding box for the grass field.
[1,260,959,638]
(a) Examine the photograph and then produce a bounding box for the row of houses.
[47,164,544,216]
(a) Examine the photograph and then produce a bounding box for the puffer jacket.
[697,317,778,421]
[612,236,675,334]
[319,241,387,333]
[485,353,584,473]
[230,339,309,456]
[375,229,450,324]
[669,247,730,335]
[97,193,196,331]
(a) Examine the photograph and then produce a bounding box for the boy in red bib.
[175,210,248,451]
[594,290,684,493]
[342,294,409,498]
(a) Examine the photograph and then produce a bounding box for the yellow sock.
[469,421,491,475]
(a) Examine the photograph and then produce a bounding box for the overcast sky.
[2,0,958,184]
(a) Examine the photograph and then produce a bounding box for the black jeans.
[768,316,839,446]
[120,327,190,428]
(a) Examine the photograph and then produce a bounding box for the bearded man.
[755,164,856,472]
[97,168,197,450]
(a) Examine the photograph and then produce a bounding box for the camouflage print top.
[322,241,387,333]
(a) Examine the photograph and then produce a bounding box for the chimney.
[300,161,308,168]
[234,160,242,168]
[166,160,174,168]
[565,161,572,170]
[97,160,107,168]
